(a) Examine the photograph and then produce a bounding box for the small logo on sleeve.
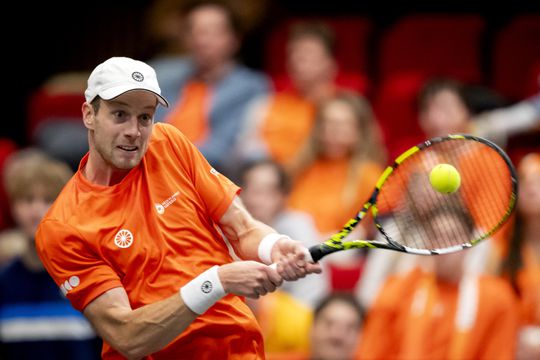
[114,229,134,248]
[201,281,213,294]
[210,168,219,176]
[60,276,80,295]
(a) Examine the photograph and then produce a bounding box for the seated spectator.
[238,159,329,357]
[287,91,385,239]
[356,206,519,359]
[150,0,270,176]
[239,159,329,307]
[0,150,101,359]
[236,21,347,166]
[500,153,540,360]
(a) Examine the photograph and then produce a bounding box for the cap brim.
[99,85,169,108]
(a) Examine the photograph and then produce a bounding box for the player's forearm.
[219,197,276,260]
[86,290,197,359]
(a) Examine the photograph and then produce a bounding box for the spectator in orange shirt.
[35,56,321,360]
[501,153,540,360]
[236,21,343,166]
[356,206,520,360]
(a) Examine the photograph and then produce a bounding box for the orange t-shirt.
[165,80,210,144]
[288,158,382,235]
[261,92,315,164]
[35,123,264,359]
[356,268,519,360]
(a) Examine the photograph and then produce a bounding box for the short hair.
[238,159,291,194]
[313,292,364,325]
[91,96,101,114]
[417,78,470,113]
[3,149,73,203]
[288,21,336,57]
[181,0,244,37]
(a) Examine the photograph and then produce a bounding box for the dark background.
[2,0,539,145]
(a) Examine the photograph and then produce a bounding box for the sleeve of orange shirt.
[157,123,240,222]
[35,219,123,312]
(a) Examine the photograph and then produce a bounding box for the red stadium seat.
[493,15,540,101]
[378,14,486,83]
[0,138,18,231]
[264,16,372,94]
[373,72,427,160]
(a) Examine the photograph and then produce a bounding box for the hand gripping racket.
[305,134,518,262]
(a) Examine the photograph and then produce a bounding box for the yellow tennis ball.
[429,164,461,194]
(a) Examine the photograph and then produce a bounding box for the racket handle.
[269,247,314,270]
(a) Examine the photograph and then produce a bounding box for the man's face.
[419,89,470,138]
[84,91,157,171]
[184,5,238,69]
[287,36,336,89]
[310,300,362,360]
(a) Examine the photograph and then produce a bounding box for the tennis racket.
[305,134,518,262]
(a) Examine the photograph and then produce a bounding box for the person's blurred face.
[430,212,468,281]
[184,5,239,69]
[83,91,157,173]
[518,157,540,218]
[287,36,336,90]
[310,300,361,360]
[241,164,285,224]
[319,100,360,159]
[13,185,53,239]
[419,89,470,138]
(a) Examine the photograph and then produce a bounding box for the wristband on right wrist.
[180,265,226,315]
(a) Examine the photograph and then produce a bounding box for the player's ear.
[82,102,96,130]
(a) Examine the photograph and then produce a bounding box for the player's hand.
[271,238,322,281]
[218,261,282,299]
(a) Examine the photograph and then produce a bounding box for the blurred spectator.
[285,91,385,291]
[239,159,329,358]
[150,0,270,176]
[0,150,101,359]
[357,77,539,309]
[418,77,540,147]
[356,206,519,359]
[27,72,89,171]
[287,91,385,239]
[236,21,345,166]
[309,293,364,360]
[501,153,540,360]
[239,159,329,307]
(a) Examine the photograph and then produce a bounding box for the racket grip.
[269,247,314,270]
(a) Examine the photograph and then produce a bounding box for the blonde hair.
[287,91,386,204]
[3,149,73,203]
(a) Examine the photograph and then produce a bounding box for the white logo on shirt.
[114,229,134,248]
[60,275,80,295]
[155,191,180,215]
[210,168,219,176]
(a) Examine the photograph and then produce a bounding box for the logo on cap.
[132,72,144,82]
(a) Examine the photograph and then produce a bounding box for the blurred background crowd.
[0,0,539,359]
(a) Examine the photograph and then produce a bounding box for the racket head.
[371,134,518,255]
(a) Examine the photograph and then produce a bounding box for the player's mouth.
[117,145,138,152]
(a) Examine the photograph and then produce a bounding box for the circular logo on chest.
[114,229,134,248]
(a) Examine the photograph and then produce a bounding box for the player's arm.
[218,196,321,280]
[84,260,283,359]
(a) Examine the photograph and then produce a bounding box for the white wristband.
[180,265,226,315]
[258,233,290,265]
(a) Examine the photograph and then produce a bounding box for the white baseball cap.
[84,57,169,107]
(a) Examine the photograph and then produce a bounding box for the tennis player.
[35,57,321,359]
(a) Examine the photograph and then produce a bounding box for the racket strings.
[376,138,514,251]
